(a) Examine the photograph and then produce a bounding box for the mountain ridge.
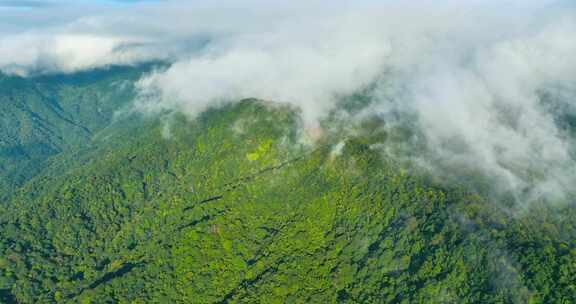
[0,67,574,303]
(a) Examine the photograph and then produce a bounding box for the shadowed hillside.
[0,65,158,199]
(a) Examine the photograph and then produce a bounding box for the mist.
[1,0,575,204]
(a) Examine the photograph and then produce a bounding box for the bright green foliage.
[0,76,574,303]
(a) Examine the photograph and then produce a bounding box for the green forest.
[0,67,575,304]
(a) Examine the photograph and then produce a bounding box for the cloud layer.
[1,0,575,203]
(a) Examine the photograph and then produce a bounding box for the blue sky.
[0,0,155,9]
[0,0,159,33]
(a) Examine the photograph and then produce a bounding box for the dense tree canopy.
[0,69,574,303]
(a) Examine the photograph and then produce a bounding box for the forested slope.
[0,66,153,198]
[0,100,574,303]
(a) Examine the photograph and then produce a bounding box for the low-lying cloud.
[1,0,575,204]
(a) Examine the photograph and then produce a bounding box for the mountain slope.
[0,100,574,303]
[0,65,154,198]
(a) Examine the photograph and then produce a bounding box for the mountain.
[0,65,156,199]
[0,68,575,303]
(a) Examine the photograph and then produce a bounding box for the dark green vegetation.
[0,66,154,199]
[0,67,575,303]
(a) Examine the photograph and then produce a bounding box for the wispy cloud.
[0,0,574,204]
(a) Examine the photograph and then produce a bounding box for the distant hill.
[0,65,154,199]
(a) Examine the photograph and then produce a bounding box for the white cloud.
[135,17,391,125]
[1,0,575,203]
[0,33,139,74]
[367,12,576,201]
